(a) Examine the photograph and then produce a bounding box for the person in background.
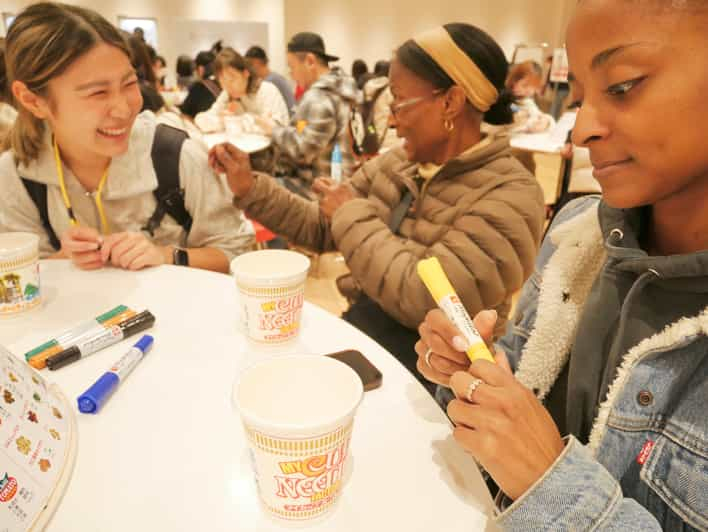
[194,47,288,133]
[179,50,221,119]
[256,32,358,183]
[361,59,396,151]
[416,1,708,529]
[0,38,18,143]
[351,58,373,90]
[153,54,167,91]
[210,23,545,391]
[132,27,144,42]
[0,2,253,273]
[126,35,164,113]
[176,55,197,91]
[245,45,295,116]
[506,60,554,133]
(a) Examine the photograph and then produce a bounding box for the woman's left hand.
[447,358,565,501]
[312,177,356,219]
[100,232,169,270]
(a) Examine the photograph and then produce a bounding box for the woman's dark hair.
[195,50,216,78]
[176,55,195,77]
[396,23,514,125]
[245,45,268,63]
[351,59,368,80]
[373,60,390,77]
[214,47,259,95]
[127,35,157,87]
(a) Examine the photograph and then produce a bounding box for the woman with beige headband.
[210,23,545,391]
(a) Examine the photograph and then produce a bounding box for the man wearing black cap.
[258,32,357,183]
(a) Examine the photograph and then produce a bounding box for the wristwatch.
[172,247,189,266]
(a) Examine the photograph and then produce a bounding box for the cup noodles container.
[234,355,364,522]
[0,232,41,318]
[230,250,310,344]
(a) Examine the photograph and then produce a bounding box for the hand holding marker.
[417,257,495,364]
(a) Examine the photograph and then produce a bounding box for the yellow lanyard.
[53,138,111,234]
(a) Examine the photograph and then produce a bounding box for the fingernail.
[482,309,497,323]
[452,336,469,352]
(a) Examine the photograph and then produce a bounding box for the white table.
[0,261,497,532]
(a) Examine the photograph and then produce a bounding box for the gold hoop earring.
[444,119,455,133]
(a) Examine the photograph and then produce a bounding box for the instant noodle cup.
[0,232,41,318]
[230,250,310,343]
[234,355,363,522]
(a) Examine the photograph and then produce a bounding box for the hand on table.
[209,142,254,198]
[312,177,356,219]
[99,232,169,270]
[60,226,104,270]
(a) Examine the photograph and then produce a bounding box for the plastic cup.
[230,250,310,344]
[0,232,41,318]
[234,355,363,522]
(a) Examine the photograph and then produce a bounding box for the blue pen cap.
[77,372,119,414]
[134,334,154,353]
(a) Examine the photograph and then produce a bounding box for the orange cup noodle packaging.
[417,257,495,364]
[230,250,310,344]
[244,424,353,521]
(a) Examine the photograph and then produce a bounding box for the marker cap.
[46,345,81,371]
[77,372,119,414]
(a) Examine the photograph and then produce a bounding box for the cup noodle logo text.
[256,292,303,342]
[273,441,348,514]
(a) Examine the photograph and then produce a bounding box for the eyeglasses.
[389,90,443,118]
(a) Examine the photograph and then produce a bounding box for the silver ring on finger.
[465,378,483,402]
[425,348,433,368]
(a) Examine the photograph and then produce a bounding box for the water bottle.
[331,143,342,183]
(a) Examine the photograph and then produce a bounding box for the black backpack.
[348,82,390,159]
[20,124,193,251]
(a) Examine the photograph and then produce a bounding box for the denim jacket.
[489,197,708,531]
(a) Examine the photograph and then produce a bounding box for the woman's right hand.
[60,226,104,270]
[415,309,498,386]
[208,142,254,199]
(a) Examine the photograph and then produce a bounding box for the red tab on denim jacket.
[636,440,655,465]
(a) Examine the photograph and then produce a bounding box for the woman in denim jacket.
[415,1,708,530]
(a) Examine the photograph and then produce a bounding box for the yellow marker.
[417,257,495,363]
[296,120,308,133]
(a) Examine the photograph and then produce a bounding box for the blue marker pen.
[77,335,154,414]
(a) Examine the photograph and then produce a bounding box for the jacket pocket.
[641,435,708,531]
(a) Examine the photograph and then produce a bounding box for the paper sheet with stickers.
[0,345,77,532]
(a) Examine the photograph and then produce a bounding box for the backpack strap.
[142,124,193,237]
[19,178,61,251]
[388,189,414,235]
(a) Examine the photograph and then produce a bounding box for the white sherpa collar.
[514,202,606,398]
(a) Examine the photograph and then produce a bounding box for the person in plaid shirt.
[258,32,358,184]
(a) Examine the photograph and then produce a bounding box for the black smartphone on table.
[326,350,382,391]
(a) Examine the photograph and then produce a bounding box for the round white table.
[0,261,496,531]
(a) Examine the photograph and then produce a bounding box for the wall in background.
[284,0,578,76]
[1,0,287,82]
[1,0,578,84]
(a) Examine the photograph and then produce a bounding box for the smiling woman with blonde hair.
[0,2,252,273]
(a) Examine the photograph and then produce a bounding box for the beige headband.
[414,27,499,112]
